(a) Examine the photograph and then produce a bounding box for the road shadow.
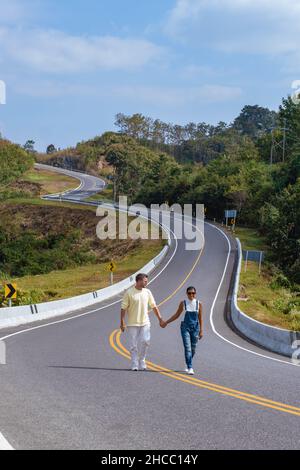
[48,365,185,374]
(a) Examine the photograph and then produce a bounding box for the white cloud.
[11,80,242,104]
[181,64,215,79]
[0,27,166,73]
[0,0,27,23]
[114,84,242,106]
[0,0,40,24]
[165,0,300,57]
[12,80,103,98]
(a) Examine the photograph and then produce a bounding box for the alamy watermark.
[292,340,300,366]
[96,197,205,251]
[0,340,6,365]
[0,80,6,105]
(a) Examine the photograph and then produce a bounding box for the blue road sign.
[225,210,237,219]
[242,250,265,263]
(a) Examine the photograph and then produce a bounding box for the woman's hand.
[199,331,203,339]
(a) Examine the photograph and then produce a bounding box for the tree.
[0,140,34,185]
[260,179,300,283]
[114,113,152,140]
[278,96,300,160]
[46,144,57,154]
[233,105,278,139]
[23,140,36,154]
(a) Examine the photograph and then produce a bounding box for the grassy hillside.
[236,227,300,331]
[23,167,79,194]
[0,166,164,306]
[0,139,34,185]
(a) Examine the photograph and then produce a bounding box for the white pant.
[127,324,151,369]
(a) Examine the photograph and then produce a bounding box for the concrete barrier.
[0,166,173,331]
[231,239,300,358]
[0,244,170,330]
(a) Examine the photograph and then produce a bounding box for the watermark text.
[0,80,6,105]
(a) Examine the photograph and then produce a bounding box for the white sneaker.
[131,366,138,371]
[188,368,194,375]
[185,368,189,373]
[139,361,147,371]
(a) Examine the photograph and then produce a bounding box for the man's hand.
[120,324,126,333]
[159,319,167,328]
[199,331,203,339]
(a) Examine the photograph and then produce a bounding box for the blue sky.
[0,0,299,151]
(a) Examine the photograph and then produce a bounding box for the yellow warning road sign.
[108,262,116,272]
[4,283,17,299]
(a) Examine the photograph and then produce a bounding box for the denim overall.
[180,300,200,369]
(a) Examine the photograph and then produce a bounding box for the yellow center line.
[109,225,300,418]
[110,330,300,417]
[156,234,205,308]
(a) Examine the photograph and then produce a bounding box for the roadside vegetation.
[23,167,78,195]
[2,94,299,327]
[235,227,300,331]
[38,98,299,288]
[0,195,165,306]
[0,154,164,306]
[1,241,163,303]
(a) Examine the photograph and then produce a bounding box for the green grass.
[22,168,79,194]
[234,226,269,252]
[3,197,98,212]
[1,194,165,304]
[0,167,165,305]
[238,261,300,331]
[236,227,300,331]
[85,183,114,203]
[11,240,164,301]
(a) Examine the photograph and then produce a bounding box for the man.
[120,273,164,371]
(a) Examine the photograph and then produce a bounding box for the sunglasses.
[187,291,196,295]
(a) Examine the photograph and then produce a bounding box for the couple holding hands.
[120,273,203,375]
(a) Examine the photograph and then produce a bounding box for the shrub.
[270,273,291,290]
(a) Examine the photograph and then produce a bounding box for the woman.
[164,287,203,375]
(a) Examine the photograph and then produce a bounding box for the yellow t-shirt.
[121,287,156,327]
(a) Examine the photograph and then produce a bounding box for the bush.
[0,229,97,278]
[0,286,47,307]
[273,296,300,316]
[0,140,34,185]
[270,273,291,290]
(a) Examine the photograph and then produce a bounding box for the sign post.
[108,261,116,285]
[259,251,263,275]
[225,210,237,230]
[244,251,249,272]
[242,250,265,273]
[4,283,17,307]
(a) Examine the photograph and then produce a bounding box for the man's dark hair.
[136,273,148,282]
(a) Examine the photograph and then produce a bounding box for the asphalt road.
[0,166,299,450]
[34,162,106,201]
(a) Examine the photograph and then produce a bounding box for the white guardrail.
[0,242,170,330]
[0,166,172,330]
[231,239,300,358]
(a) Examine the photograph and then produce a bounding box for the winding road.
[0,165,299,450]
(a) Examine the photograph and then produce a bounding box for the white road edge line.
[0,226,178,343]
[207,222,299,368]
[0,219,297,449]
[34,163,85,198]
[0,223,178,450]
[0,432,14,450]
